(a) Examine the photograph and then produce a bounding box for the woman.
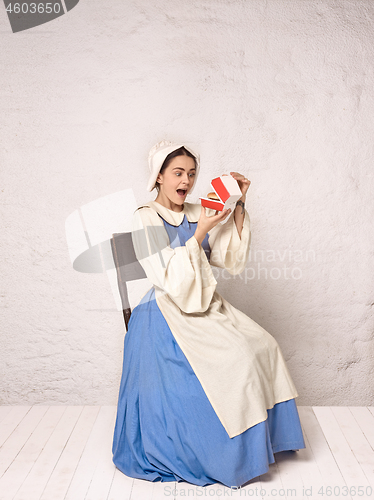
[112,140,305,488]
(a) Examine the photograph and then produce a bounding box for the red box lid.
[211,177,231,202]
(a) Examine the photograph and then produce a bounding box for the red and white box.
[199,174,242,212]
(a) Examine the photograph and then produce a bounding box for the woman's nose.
[182,174,191,185]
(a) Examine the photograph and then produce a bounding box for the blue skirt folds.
[112,287,305,488]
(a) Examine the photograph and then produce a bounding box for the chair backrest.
[110,232,146,331]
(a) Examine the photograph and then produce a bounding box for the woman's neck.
[154,194,184,212]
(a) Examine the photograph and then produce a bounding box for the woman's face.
[156,155,196,208]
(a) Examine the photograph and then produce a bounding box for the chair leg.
[123,308,132,331]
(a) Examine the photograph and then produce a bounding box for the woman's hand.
[229,172,251,200]
[194,206,231,246]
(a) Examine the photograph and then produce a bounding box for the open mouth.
[176,189,187,197]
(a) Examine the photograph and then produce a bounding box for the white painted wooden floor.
[0,406,374,500]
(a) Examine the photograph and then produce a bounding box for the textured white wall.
[1,0,373,405]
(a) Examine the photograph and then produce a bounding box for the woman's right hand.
[194,205,231,245]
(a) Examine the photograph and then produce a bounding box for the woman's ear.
[156,173,163,185]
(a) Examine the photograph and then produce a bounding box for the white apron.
[131,200,298,438]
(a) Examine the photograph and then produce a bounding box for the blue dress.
[112,214,305,488]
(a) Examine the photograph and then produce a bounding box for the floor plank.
[175,480,228,498]
[15,406,99,500]
[151,480,177,500]
[314,406,369,490]
[279,451,305,499]
[12,406,67,500]
[332,407,374,487]
[106,467,134,500]
[130,477,155,500]
[290,429,324,500]
[350,407,374,452]
[240,476,264,500]
[0,407,13,426]
[260,462,286,499]
[64,406,116,500]
[1,406,373,500]
[83,407,117,500]
[299,406,353,500]
[0,407,32,448]
[0,406,81,500]
[0,406,50,479]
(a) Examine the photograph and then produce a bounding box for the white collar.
[138,200,201,226]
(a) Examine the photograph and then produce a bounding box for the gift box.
[199,174,242,211]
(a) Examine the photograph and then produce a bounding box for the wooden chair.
[110,232,146,331]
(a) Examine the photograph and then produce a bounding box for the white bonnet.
[147,140,200,193]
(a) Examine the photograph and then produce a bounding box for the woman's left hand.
[229,172,251,199]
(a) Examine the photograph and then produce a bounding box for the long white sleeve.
[131,207,217,313]
[208,208,251,275]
